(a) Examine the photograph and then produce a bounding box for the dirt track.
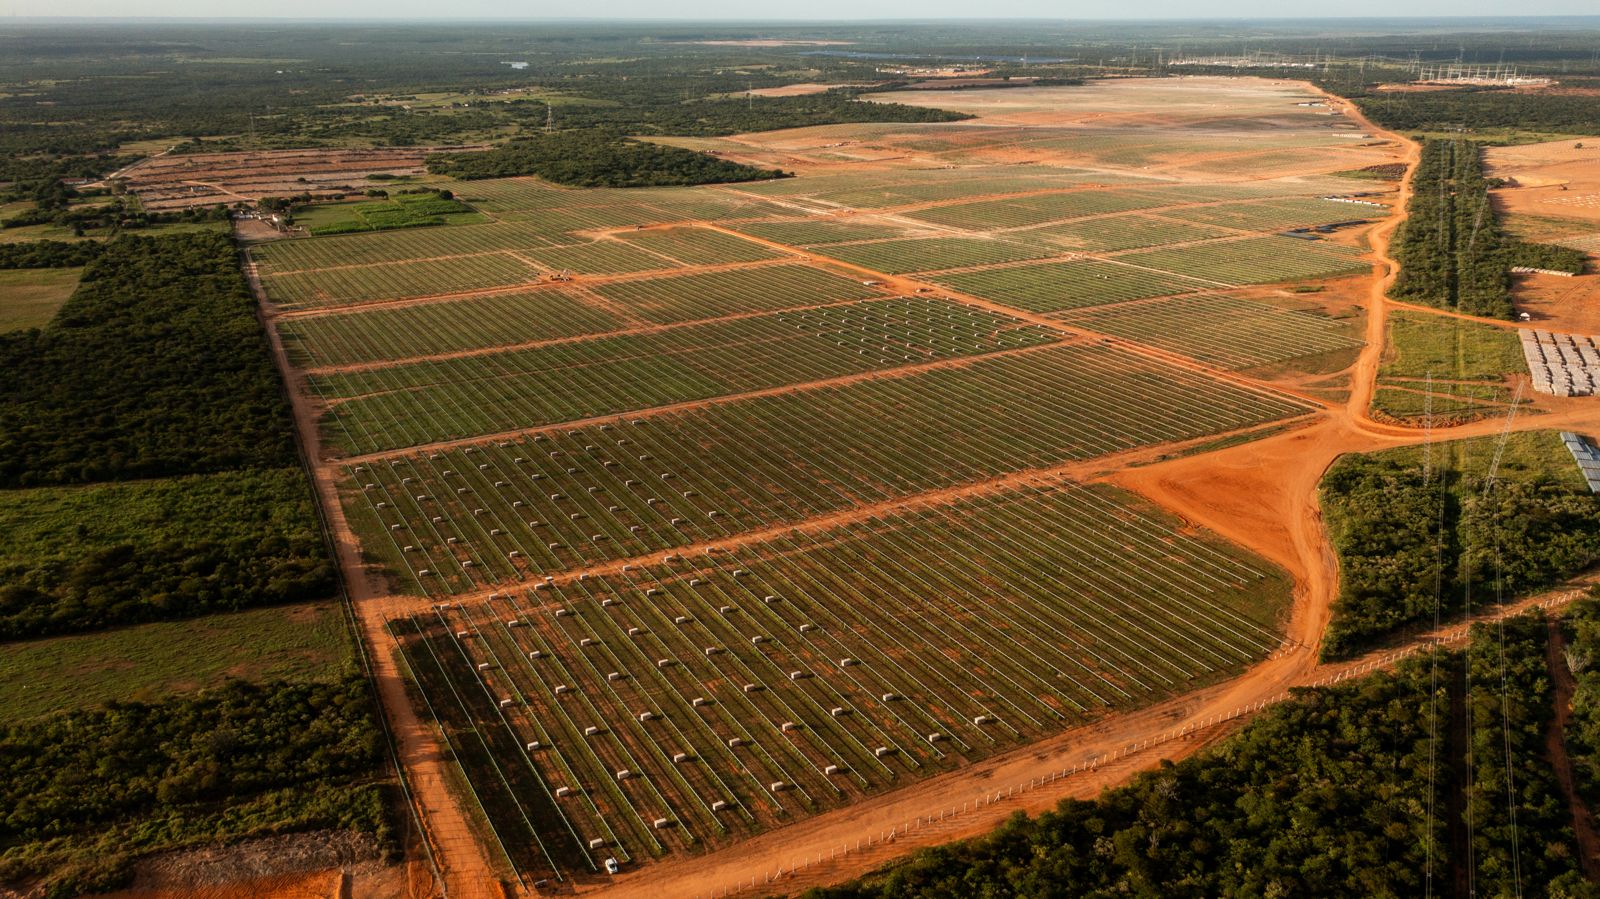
[249,79,1600,898]
[249,265,504,898]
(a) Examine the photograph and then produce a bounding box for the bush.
[428,130,787,187]
[0,677,388,897]
[0,468,335,638]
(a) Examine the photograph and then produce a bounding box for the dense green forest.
[0,240,102,269]
[1568,603,1600,805]
[0,676,388,897]
[1320,433,1600,659]
[813,606,1600,899]
[0,232,296,487]
[1353,87,1600,139]
[0,200,385,893]
[0,469,335,638]
[1389,139,1586,319]
[427,130,785,187]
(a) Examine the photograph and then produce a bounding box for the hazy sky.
[11,1,1600,20]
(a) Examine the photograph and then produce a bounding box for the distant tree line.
[1354,88,1600,138]
[427,130,787,187]
[0,676,388,897]
[1390,139,1585,319]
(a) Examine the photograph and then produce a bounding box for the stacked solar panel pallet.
[1520,329,1600,397]
[1559,432,1600,494]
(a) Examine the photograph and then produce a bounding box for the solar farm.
[251,76,1405,888]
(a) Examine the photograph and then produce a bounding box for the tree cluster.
[1566,598,1600,803]
[812,656,1445,898]
[0,232,298,487]
[1463,614,1589,895]
[0,468,335,639]
[427,130,787,187]
[1355,89,1600,138]
[0,676,388,897]
[1390,139,1584,320]
[0,240,102,270]
[1320,446,1600,658]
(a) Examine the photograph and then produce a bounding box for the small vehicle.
[605,857,621,875]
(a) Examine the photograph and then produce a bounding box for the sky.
[9,1,1600,20]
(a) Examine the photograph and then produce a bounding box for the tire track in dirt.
[1544,618,1600,879]
[248,261,506,899]
[259,80,1600,898]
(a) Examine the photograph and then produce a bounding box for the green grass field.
[1372,311,1528,423]
[294,193,488,235]
[1379,311,1526,382]
[0,267,83,332]
[0,602,351,725]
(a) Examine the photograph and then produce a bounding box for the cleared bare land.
[242,76,1600,897]
[115,145,483,211]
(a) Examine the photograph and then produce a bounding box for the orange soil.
[97,871,341,899]
[1545,619,1600,879]
[248,262,502,898]
[746,83,871,98]
[1511,271,1600,334]
[1485,136,1600,224]
[253,79,1600,898]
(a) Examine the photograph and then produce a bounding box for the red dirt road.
[253,79,1600,899]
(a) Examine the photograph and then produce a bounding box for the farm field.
[1015,215,1232,253]
[240,74,1424,889]
[1116,236,1369,286]
[340,343,1309,595]
[612,227,785,265]
[1059,294,1365,370]
[278,286,630,367]
[260,252,541,308]
[729,219,916,247]
[1156,197,1379,232]
[390,482,1288,885]
[813,236,1060,274]
[930,259,1207,313]
[901,189,1171,230]
[314,297,1057,454]
[586,264,882,323]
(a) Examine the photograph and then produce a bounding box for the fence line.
[691,589,1590,897]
